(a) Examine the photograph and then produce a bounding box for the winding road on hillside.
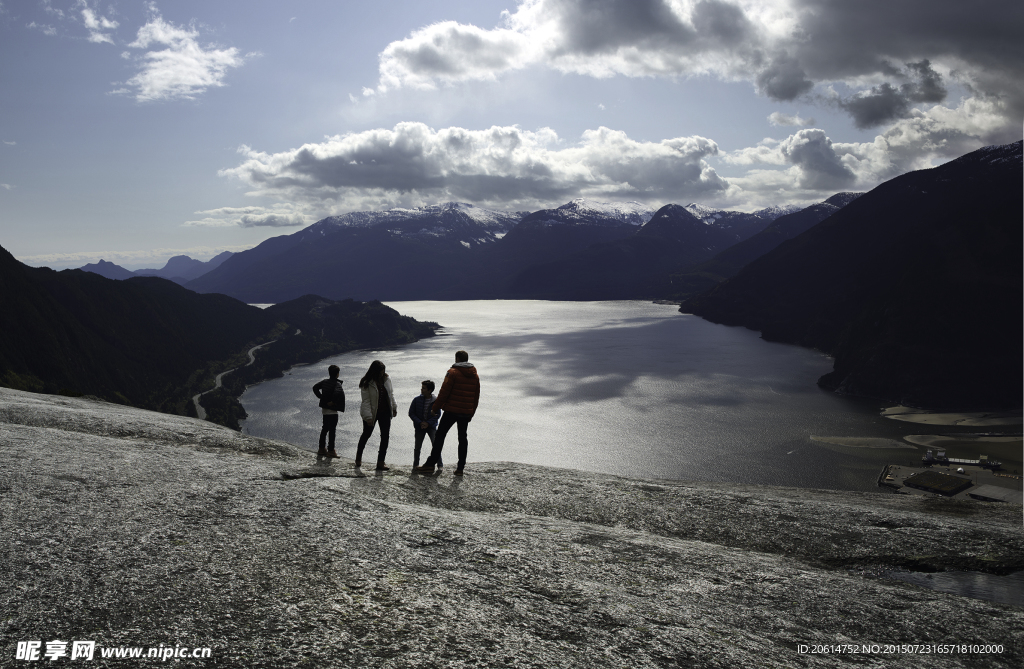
[193,340,277,420]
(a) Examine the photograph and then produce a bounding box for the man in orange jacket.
[415,350,479,476]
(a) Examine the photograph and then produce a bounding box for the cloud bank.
[184,205,309,228]
[219,122,727,214]
[376,0,1023,135]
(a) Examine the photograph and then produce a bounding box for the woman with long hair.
[355,360,398,470]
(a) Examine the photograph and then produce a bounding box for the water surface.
[240,301,965,490]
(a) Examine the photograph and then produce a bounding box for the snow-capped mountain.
[684,202,802,226]
[313,202,525,232]
[523,198,656,227]
[298,202,528,248]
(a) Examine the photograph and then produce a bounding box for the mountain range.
[183,199,808,302]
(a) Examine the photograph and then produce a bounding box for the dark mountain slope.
[506,204,737,299]
[0,246,436,425]
[682,141,1023,409]
[0,245,273,411]
[668,193,862,300]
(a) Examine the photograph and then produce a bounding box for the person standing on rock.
[408,380,441,470]
[312,365,345,459]
[415,350,479,477]
[356,360,398,471]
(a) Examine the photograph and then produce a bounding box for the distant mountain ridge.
[79,251,233,285]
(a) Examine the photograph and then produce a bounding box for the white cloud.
[2,140,15,146]
[27,21,58,36]
[723,138,786,166]
[373,0,1023,136]
[120,8,246,102]
[833,95,1018,183]
[218,122,727,213]
[719,94,1018,207]
[40,0,64,19]
[768,111,814,127]
[1,183,12,190]
[79,1,118,45]
[184,205,310,228]
[378,21,533,91]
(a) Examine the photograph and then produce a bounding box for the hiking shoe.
[326,450,339,458]
[375,465,390,472]
[414,465,435,474]
[453,469,464,476]
[316,449,327,458]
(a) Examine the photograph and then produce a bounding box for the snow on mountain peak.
[557,198,655,225]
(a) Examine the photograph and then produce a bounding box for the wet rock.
[1,387,1021,668]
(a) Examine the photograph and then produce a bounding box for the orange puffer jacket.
[433,363,480,416]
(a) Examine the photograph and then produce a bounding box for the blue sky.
[2,0,1020,269]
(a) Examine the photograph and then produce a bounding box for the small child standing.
[312,364,345,459]
[408,380,441,470]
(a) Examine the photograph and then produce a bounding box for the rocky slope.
[2,387,1021,668]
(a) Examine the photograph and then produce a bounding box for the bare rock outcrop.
[1,388,1020,667]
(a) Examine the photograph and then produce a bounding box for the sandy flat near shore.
[882,406,1023,426]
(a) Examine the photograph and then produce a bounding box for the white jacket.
[359,375,398,422]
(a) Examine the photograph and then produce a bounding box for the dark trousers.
[319,414,339,451]
[413,426,440,468]
[424,412,471,470]
[356,411,391,466]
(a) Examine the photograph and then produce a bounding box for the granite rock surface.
[1,388,1021,668]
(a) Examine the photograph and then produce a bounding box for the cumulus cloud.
[184,205,309,228]
[723,129,854,191]
[374,0,1023,133]
[120,7,245,102]
[778,129,855,190]
[218,122,727,212]
[768,111,815,127]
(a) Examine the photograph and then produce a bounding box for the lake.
[239,300,964,491]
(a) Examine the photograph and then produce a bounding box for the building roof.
[967,485,1023,504]
[903,470,973,495]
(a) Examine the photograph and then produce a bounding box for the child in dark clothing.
[312,364,345,459]
[408,380,441,469]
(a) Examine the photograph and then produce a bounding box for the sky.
[1,0,1021,270]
